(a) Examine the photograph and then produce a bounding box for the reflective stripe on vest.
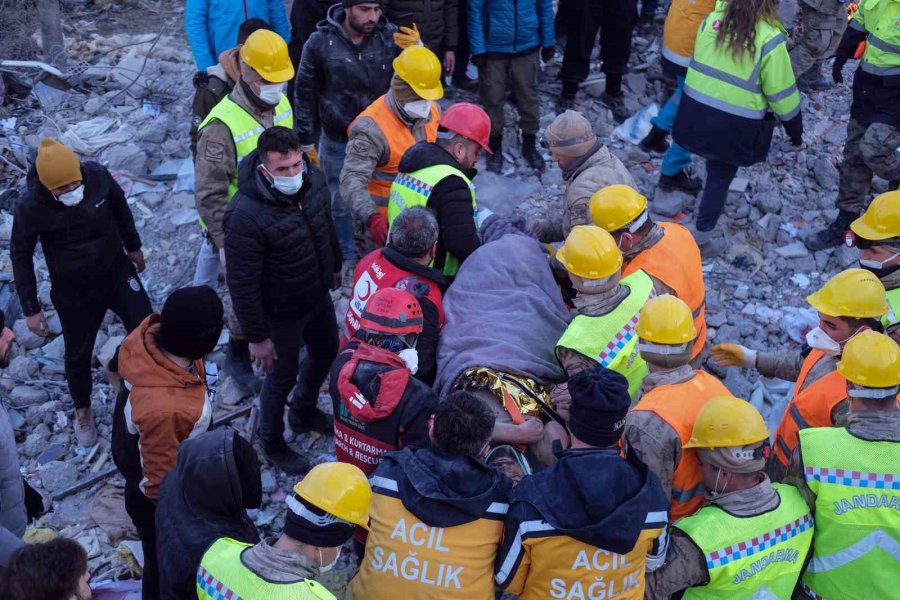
[684,1,799,122]
[197,95,294,224]
[622,222,707,359]
[632,371,732,522]
[853,0,900,78]
[772,351,845,467]
[196,538,336,600]
[387,163,477,277]
[676,484,813,600]
[556,270,654,400]
[662,0,717,68]
[351,95,440,202]
[799,427,900,600]
[882,287,899,329]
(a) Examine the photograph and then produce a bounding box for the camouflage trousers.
[789,1,847,76]
[837,119,900,213]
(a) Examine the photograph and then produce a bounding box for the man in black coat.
[224,127,342,474]
[11,138,152,448]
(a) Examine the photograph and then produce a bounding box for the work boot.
[223,337,262,394]
[288,405,334,436]
[658,170,703,195]
[74,407,98,448]
[600,91,630,123]
[451,74,479,92]
[797,64,833,92]
[637,13,656,35]
[521,134,546,173]
[262,440,311,475]
[486,137,503,173]
[690,226,728,259]
[803,210,858,251]
[639,125,670,154]
[558,81,579,111]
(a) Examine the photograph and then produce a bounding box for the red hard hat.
[359,288,423,335]
[439,102,493,154]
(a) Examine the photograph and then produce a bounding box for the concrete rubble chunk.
[38,460,79,493]
[774,241,809,258]
[10,385,50,408]
[97,336,125,369]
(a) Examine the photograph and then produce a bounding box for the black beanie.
[157,286,224,360]
[568,367,630,447]
[284,492,356,547]
[343,0,383,6]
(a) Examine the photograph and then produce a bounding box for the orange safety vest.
[622,223,707,359]
[631,370,730,522]
[772,350,846,467]
[350,95,440,216]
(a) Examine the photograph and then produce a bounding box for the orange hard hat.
[438,102,493,154]
[359,288,423,335]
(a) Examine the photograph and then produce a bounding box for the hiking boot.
[288,406,334,436]
[223,337,262,394]
[803,210,858,251]
[487,137,503,173]
[559,81,579,111]
[659,170,703,195]
[262,441,311,475]
[797,64,833,92]
[74,407,98,448]
[452,74,479,92]
[639,125,670,154]
[521,134,546,173]
[600,91,630,123]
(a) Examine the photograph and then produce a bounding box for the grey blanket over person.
[434,233,572,398]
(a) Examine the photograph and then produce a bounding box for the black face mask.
[858,260,900,280]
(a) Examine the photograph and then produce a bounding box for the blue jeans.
[652,75,693,176]
[319,134,354,261]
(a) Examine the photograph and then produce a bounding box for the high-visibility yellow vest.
[882,287,899,330]
[676,484,813,599]
[555,270,654,400]
[849,0,900,77]
[196,538,336,600]
[799,427,900,600]
[684,1,800,122]
[387,163,477,277]
[197,94,293,226]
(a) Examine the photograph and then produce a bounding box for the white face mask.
[256,82,284,105]
[263,166,304,195]
[318,547,341,573]
[805,326,843,356]
[404,99,433,120]
[57,185,84,206]
[860,253,899,270]
[398,348,419,374]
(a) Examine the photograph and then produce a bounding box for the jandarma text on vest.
[731,548,801,584]
[833,493,900,515]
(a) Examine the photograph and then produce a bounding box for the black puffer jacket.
[398,141,480,276]
[224,150,341,342]
[294,5,398,145]
[155,429,261,600]
[11,162,142,316]
[386,0,459,54]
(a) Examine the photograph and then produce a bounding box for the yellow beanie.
[36,138,82,191]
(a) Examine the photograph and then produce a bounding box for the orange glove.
[710,343,757,368]
[302,145,320,168]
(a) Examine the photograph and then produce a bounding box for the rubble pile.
[0,0,880,593]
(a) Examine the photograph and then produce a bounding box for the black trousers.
[52,267,152,409]
[559,0,638,83]
[258,294,338,445]
[125,484,159,600]
[696,159,740,232]
[453,0,471,78]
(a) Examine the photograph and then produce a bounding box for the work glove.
[541,47,556,63]
[710,343,757,368]
[471,54,487,69]
[367,213,389,246]
[302,145,320,168]
[393,24,421,49]
[832,57,847,84]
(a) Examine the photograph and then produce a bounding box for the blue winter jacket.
[469,0,555,56]
[185,0,292,70]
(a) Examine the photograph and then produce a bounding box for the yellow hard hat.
[589,185,648,233]
[393,45,444,101]
[636,294,698,344]
[850,191,900,241]
[806,268,888,319]
[556,225,623,280]
[293,462,372,530]
[239,30,294,83]
[837,330,900,389]
[684,396,770,449]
